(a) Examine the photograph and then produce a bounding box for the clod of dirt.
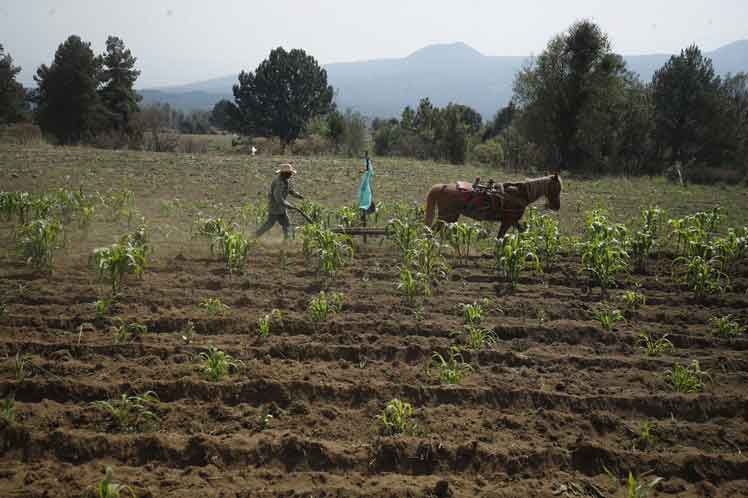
[434,479,453,498]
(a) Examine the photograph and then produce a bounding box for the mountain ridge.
[139,40,748,118]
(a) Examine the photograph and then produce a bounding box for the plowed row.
[1,242,748,498]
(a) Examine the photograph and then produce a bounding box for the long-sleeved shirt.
[268,175,302,215]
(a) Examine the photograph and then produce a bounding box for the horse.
[424,174,563,238]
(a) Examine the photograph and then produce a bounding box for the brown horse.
[424,174,563,238]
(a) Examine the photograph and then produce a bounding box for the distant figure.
[256,163,304,240]
[251,146,257,156]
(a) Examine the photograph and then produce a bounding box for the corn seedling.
[258,309,282,337]
[91,391,159,432]
[579,210,629,294]
[387,218,420,259]
[14,352,33,381]
[592,305,624,331]
[98,466,135,498]
[627,207,664,272]
[672,254,728,299]
[625,471,663,498]
[443,222,483,263]
[406,233,449,296]
[378,399,415,435]
[193,216,228,254]
[199,345,244,381]
[459,299,488,326]
[101,188,136,225]
[199,297,230,316]
[620,289,646,315]
[1,396,15,422]
[113,320,147,344]
[94,297,114,319]
[17,218,62,270]
[396,266,421,307]
[708,315,744,338]
[712,227,748,274]
[636,421,657,450]
[258,412,274,431]
[335,205,359,227]
[93,237,147,294]
[461,325,497,350]
[638,332,674,356]
[665,360,709,393]
[495,231,541,288]
[526,208,563,270]
[221,229,253,274]
[301,224,353,278]
[431,346,473,384]
[308,291,344,323]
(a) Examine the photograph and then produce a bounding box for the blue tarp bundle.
[358,157,375,212]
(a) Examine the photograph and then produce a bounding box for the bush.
[0,124,43,145]
[471,138,504,167]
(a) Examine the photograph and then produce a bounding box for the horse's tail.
[424,186,437,226]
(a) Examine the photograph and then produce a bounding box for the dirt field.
[1,145,748,497]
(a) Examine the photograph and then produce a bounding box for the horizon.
[4,0,748,88]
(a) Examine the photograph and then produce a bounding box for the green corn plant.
[181,320,196,344]
[387,218,420,259]
[459,299,488,326]
[257,309,282,337]
[431,346,473,384]
[297,199,324,225]
[638,332,674,356]
[301,224,353,278]
[579,210,629,295]
[193,216,228,255]
[199,345,244,381]
[627,207,664,272]
[112,320,147,344]
[0,191,29,222]
[635,421,657,450]
[378,399,415,435]
[307,291,344,323]
[94,297,114,319]
[620,289,646,315]
[335,205,359,227]
[407,233,449,296]
[460,325,497,350]
[495,231,541,288]
[526,208,563,270]
[258,412,274,431]
[199,297,230,316]
[672,254,728,299]
[396,266,420,307]
[443,222,483,263]
[14,352,33,381]
[592,305,624,331]
[665,360,709,393]
[17,218,63,270]
[98,466,135,498]
[92,237,147,294]
[668,207,724,258]
[708,315,744,337]
[91,391,159,432]
[101,188,136,225]
[625,471,663,498]
[712,227,748,274]
[1,396,14,423]
[221,229,253,274]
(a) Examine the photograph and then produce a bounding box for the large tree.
[652,45,722,165]
[0,44,27,124]
[232,47,333,148]
[210,99,239,131]
[513,20,630,170]
[34,35,103,143]
[98,36,141,132]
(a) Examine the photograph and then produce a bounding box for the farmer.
[255,163,304,239]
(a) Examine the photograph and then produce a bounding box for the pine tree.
[34,35,103,144]
[0,44,27,124]
[99,36,141,132]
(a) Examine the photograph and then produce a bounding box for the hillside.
[140,40,748,118]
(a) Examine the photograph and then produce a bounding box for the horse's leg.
[497,213,519,239]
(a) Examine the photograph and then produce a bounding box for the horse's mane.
[522,175,560,203]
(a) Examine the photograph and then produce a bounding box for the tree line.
[2,23,746,179]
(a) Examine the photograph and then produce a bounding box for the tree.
[232,47,333,148]
[342,108,366,156]
[0,44,27,124]
[98,36,141,132]
[210,99,239,131]
[483,102,517,141]
[652,45,722,165]
[34,35,103,143]
[326,109,345,150]
[514,20,628,170]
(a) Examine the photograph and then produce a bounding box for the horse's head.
[545,174,562,211]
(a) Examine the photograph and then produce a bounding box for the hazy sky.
[3,0,747,88]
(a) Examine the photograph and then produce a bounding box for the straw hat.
[276,163,297,175]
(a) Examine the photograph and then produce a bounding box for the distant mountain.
[139,40,748,119]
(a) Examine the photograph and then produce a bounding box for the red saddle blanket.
[456,181,473,192]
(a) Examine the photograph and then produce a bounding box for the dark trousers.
[255,213,292,239]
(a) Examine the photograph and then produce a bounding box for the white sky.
[3,0,747,87]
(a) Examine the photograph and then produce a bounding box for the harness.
[455,180,529,216]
